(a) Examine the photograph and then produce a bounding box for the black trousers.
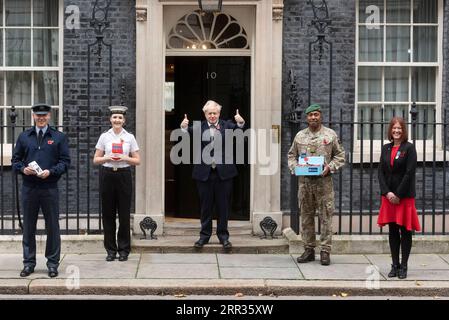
[196,170,233,243]
[101,168,132,256]
[21,185,60,269]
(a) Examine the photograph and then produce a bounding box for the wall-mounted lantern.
[198,0,223,13]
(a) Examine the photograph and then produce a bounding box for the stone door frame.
[134,0,284,236]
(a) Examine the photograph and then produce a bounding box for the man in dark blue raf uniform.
[11,103,70,278]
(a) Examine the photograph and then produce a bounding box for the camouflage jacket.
[287,125,346,174]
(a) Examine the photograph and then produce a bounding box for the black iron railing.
[1,106,447,235]
[0,107,124,235]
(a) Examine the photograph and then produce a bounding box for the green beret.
[305,104,321,114]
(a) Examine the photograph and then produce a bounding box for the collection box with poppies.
[294,156,324,176]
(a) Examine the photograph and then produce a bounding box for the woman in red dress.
[378,117,420,279]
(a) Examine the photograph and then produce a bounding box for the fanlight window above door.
[167,11,249,50]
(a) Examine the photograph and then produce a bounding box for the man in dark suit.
[180,100,245,250]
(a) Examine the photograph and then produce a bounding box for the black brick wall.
[2,0,447,233]
[0,1,137,233]
[64,0,136,125]
[281,0,356,211]
[281,0,449,213]
[62,0,137,218]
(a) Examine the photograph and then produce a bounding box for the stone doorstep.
[8,279,449,296]
[0,235,105,254]
[283,228,449,254]
[132,235,289,254]
[2,231,449,254]
[0,234,289,254]
[163,221,253,236]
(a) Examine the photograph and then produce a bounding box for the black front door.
[165,56,250,220]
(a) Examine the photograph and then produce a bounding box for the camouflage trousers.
[298,175,335,253]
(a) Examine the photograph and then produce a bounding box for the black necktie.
[38,129,43,146]
[210,124,216,140]
[209,124,216,160]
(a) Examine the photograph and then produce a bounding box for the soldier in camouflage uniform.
[287,104,345,265]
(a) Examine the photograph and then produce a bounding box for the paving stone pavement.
[2,253,449,296]
[1,253,449,281]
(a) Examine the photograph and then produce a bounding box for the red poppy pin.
[399,151,406,158]
[47,140,54,145]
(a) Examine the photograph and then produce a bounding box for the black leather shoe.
[20,266,34,277]
[106,254,116,262]
[388,264,400,278]
[320,251,331,266]
[222,240,232,250]
[398,265,408,279]
[48,267,58,278]
[118,255,128,262]
[296,248,315,263]
[194,239,208,248]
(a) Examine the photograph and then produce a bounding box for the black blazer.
[187,119,244,182]
[378,141,417,198]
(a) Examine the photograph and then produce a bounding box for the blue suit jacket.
[12,126,71,188]
[188,119,244,182]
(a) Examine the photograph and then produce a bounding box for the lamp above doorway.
[198,0,223,13]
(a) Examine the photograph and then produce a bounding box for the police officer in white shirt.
[93,106,140,261]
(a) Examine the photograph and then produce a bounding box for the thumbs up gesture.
[234,109,244,124]
[181,114,189,129]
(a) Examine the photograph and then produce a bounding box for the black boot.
[296,248,315,263]
[320,251,331,266]
[398,264,408,279]
[387,264,400,278]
